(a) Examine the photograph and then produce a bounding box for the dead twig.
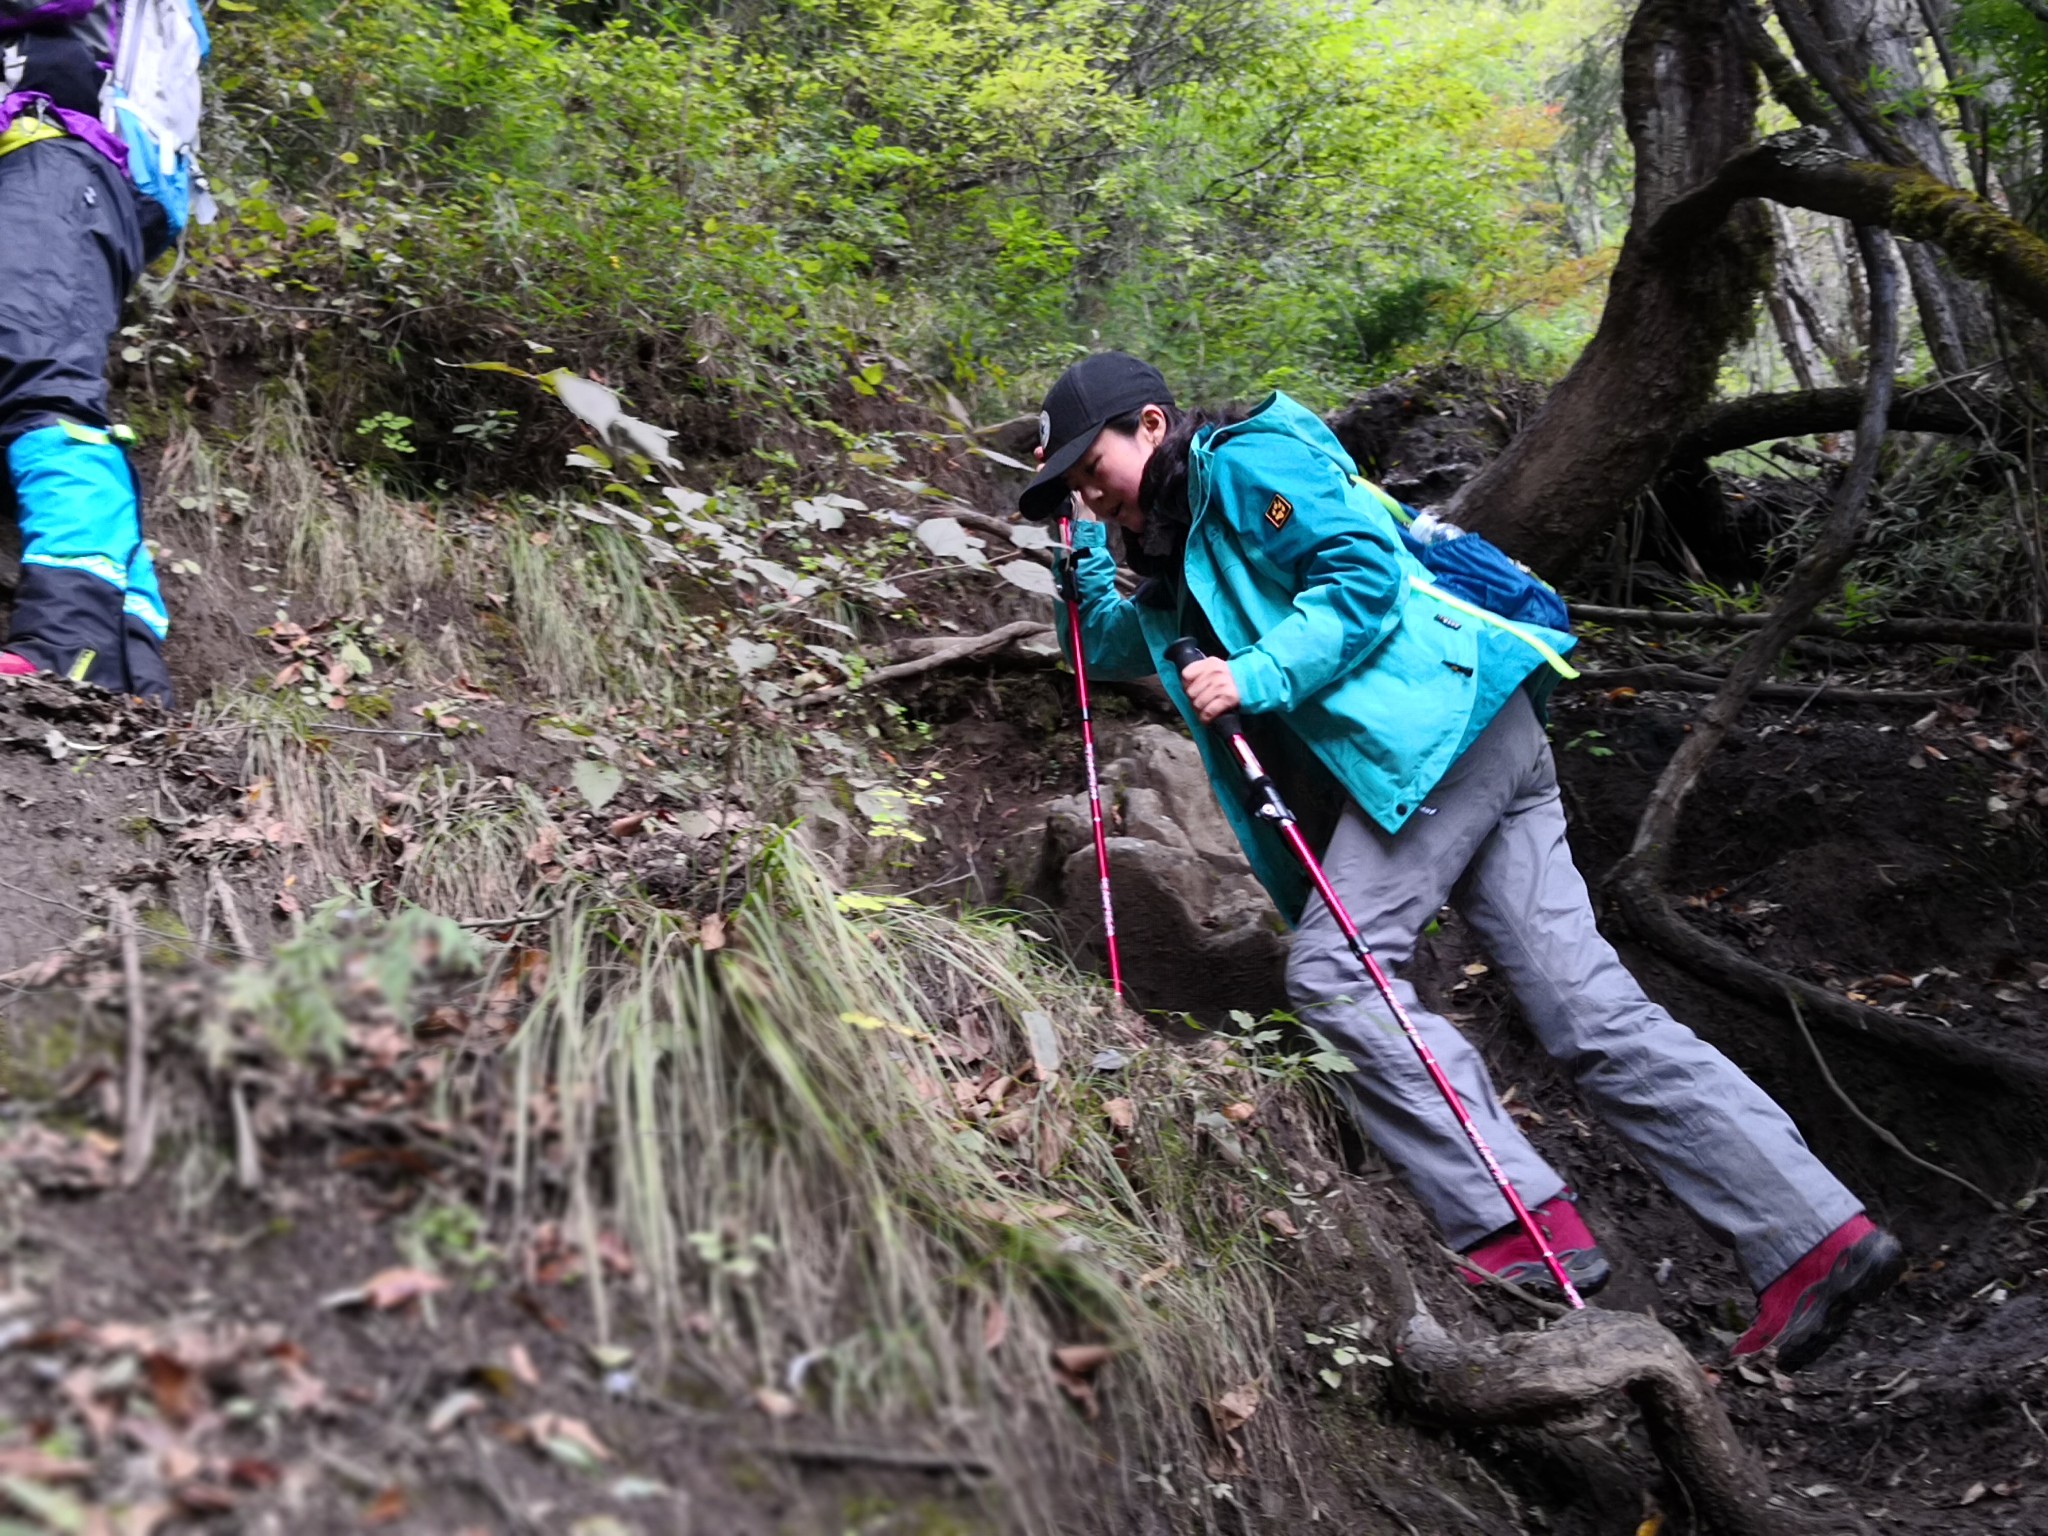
[795,621,1051,707]
[1434,1241,1570,1318]
[1570,605,2043,649]
[1786,994,2004,1211]
[1579,666,1967,704]
[743,1438,994,1476]
[115,894,155,1186]
[455,905,563,931]
[211,869,256,959]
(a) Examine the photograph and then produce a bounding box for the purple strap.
[0,90,130,174]
[0,0,98,36]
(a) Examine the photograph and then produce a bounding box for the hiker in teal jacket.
[1019,352,1902,1370]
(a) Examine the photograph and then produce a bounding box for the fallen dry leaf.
[363,1486,410,1526]
[1221,1102,1256,1123]
[700,912,728,952]
[1053,1344,1111,1377]
[1259,1209,1301,1239]
[506,1342,540,1389]
[524,1412,613,1466]
[0,1447,91,1481]
[1208,1380,1262,1436]
[983,1302,1008,1356]
[144,1351,202,1427]
[608,811,647,838]
[1103,1097,1134,1132]
[427,1389,486,1435]
[752,1388,801,1420]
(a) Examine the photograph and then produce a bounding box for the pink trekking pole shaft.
[1164,638,1581,1309]
[1060,517,1123,997]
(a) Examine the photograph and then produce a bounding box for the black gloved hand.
[1051,548,1083,607]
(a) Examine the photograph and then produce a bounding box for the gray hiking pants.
[1288,692,1863,1289]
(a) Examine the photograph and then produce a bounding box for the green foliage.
[219,893,484,1063]
[204,0,1608,426]
[1951,1,2048,234]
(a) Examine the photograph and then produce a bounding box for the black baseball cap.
[1017,353,1174,521]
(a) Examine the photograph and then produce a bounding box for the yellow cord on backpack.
[67,650,96,684]
[0,118,67,161]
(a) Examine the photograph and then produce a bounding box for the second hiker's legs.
[0,138,169,703]
[1284,703,1568,1249]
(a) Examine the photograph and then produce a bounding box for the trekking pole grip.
[1164,637,1246,739]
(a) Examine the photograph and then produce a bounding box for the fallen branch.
[1785,994,2005,1211]
[795,621,1051,707]
[115,894,155,1187]
[744,1438,993,1476]
[1570,605,2042,650]
[1577,666,1967,705]
[881,625,1056,664]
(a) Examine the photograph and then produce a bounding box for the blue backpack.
[1349,477,1572,635]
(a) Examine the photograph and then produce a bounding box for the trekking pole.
[1060,517,1123,997]
[1164,637,1582,1309]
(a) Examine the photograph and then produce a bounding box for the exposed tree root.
[1610,863,2048,1102]
[1351,1220,1809,1536]
[1395,1305,1798,1536]
[1786,996,2006,1211]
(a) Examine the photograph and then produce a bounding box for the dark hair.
[1137,407,1244,544]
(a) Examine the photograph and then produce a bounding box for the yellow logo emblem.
[1264,493,1293,530]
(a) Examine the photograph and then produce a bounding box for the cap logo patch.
[1037,411,1052,451]
[1264,493,1294,530]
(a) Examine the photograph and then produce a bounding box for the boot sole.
[1484,1251,1613,1300]
[1771,1231,1905,1372]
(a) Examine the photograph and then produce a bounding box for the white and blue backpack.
[105,0,213,233]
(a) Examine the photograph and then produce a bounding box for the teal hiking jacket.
[1057,391,1577,922]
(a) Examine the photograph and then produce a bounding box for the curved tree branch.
[1657,131,2048,323]
[1625,226,1901,873]
[1672,380,2005,459]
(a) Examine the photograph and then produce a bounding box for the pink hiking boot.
[1733,1214,1903,1371]
[0,652,35,678]
[1460,1193,1611,1299]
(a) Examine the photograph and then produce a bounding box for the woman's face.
[1061,405,1168,533]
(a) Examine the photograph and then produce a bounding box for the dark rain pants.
[0,135,172,706]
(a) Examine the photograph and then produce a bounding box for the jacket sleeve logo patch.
[1264,493,1294,530]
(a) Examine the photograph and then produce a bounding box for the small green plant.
[451,408,519,449]
[1565,729,1615,758]
[354,411,416,455]
[1303,1320,1391,1389]
[404,1198,500,1281]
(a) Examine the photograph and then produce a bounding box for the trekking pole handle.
[1166,638,1296,826]
[1163,637,1246,740]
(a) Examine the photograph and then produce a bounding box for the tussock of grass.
[485,839,1318,1529]
[201,691,552,919]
